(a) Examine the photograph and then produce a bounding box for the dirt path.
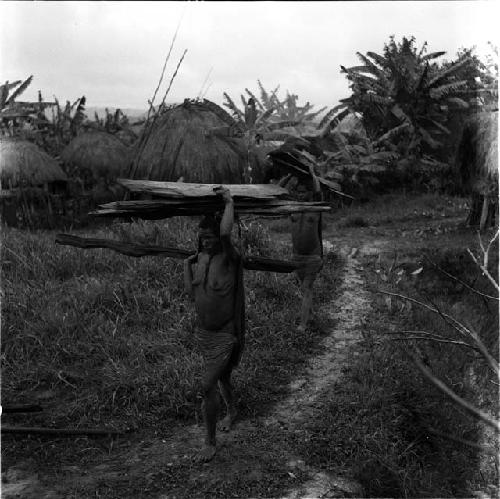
[2,238,390,499]
[276,240,388,499]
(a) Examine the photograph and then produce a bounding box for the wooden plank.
[90,199,331,219]
[117,179,289,199]
[55,234,302,273]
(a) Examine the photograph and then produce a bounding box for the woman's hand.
[213,186,233,203]
[185,252,198,264]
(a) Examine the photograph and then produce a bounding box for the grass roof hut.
[457,110,498,228]
[0,138,67,189]
[61,131,131,186]
[0,138,68,227]
[127,99,263,184]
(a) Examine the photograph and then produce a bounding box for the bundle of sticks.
[90,179,332,219]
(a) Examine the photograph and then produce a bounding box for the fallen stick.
[1,426,125,437]
[2,404,43,414]
[55,234,301,273]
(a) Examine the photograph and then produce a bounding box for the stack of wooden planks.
[90,179,332,219]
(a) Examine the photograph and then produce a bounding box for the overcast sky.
[1,1,498,115]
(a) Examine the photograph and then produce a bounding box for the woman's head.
[198,215,221,254]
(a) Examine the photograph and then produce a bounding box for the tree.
[223,80,327,144]
[435,44,498,167]
[322,36,475,162]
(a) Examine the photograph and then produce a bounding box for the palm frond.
[240,94,247,110]
[418,126,442,149]
[6,75,34,105]
[429,80,468,99]
[257,80,271,109]
[420,117,451,134]
[70,96,86,134]
[366,51,388,68]
[222,92,245,122]
[421,51,446,62]
[302,107,327,122]
[390,104,411,123]
[267,120,300,131]
[428,57,472,88]
[356,53,388,82]
[255,107,275,126]
[415,64,429,92]
[329,108,351,130]
[346,65,377,74]
[260,131,293,142]
[374,122,410,145]
[0,85,10,109]
[361,93,392,106]
[318,103,348,129]
[445,96,470,109]
[245,89,264,110]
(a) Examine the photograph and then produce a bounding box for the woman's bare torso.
[192,253,237,330]
[291,213,322,255]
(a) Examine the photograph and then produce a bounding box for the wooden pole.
[1,426,125,437]
[479,195,489,231]
[55,234,302,273]
[2,404,43,414]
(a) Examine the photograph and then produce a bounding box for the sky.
[0,1,498,116]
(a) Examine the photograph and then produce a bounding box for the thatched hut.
[61,131,132,187]
[457,111,498,228]
[0,138,67,190]
[0,138,68,227]
[127,99,263,184]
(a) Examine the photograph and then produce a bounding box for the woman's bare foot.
[193,444,216,462]
[218,412,237,432]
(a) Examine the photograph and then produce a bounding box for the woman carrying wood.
[183,186,245,462]
[279,164,324,332]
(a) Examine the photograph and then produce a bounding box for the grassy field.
[1,217,340,430]
[1,192,498,498]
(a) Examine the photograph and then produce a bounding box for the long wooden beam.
[90,199,331,219]
[55,234,302,273]
[117,179,290,199]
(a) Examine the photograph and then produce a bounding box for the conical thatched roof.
[458,111,498,191]
[128,99,262,183]
[61,131,131,179]
[0,138,67,188]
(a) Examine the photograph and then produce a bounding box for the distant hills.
[85,106,148,121]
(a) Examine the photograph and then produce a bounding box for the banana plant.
[0,76,57,136]
[222,81,327,144]
[320,36,477,160]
